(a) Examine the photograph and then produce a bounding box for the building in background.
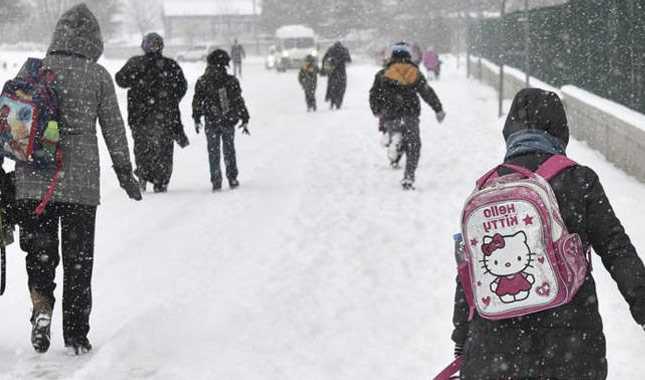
[163,0,261,46]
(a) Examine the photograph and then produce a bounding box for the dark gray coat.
[15,4,133,206]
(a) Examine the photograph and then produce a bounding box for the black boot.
[229,179,240,189]
[30,289,52,354]
[31,312,52,353]
[65,337,92,356]
[212,182,222,192]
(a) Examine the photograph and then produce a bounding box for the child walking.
[298,55,319,112]
[192,49,250,192]
[369,42,445,190]
[448,88,645,380]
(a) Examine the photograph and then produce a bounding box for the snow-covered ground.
[0,52,643,380]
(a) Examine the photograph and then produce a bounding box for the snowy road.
[0,53,644,380]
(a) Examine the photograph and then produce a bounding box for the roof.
[275,25,315,39]
[163,0,261,17]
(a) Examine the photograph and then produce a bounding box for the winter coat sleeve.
[452,278,470,345]
[368,72,384,116]
[114,58,142,89]
[98,66,133,171]
[230,78,250,124]
[416,74,443,113]
[192,78,206,123]
[584,168,645,325]
[298,69,305,87]
[168,61,187,103]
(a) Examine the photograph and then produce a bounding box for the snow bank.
[562,85,645,133]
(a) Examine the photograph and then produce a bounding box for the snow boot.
[401,177,415,191]
[30,290,52,354]
[65,337,92,356]
[153,184,168,193]
[229,179,240,189]
[212,182,222,192]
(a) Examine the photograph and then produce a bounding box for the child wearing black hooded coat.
[451,88,645,380]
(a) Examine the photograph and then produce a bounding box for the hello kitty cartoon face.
[481,231,535,277]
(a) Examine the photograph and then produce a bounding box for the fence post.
[499,0,507,118]
[524,0,530,87]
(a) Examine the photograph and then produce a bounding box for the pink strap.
[433,357,463,380]
[35,148,63,216]
[476,163,535,190]
[535,155,576,180]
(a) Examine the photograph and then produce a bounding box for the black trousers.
[385,117,421,180]
[19,201,97,344]
[304,88,317,110]
[205,125,238,186]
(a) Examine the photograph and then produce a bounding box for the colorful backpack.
[0,58,62,215]
[458,155,589,321]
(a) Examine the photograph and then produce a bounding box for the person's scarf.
[505,130,566,160]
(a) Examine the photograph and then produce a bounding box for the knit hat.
[391,42,411,60]
[142,33,164,54]
[207,49,231,67]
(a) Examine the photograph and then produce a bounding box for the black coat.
[452,89,645,380]
[322,43,351,105]
[369,59,443,120]
[115,52,187,135]
[322,42,351,75]
[298,63,319,93]
[192,67,250,128]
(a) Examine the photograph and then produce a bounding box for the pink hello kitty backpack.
[458,155,590,321]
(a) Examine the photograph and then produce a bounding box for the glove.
[239,122,250,135]
[175,130,190,148]
[454,343,464,358]
[114,167,142,201]
[194,121,202,134]
[436,110,446,123]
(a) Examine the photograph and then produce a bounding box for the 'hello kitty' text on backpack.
[0,58,62,215]
[458,155,589,321]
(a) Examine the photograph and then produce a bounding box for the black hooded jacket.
[369,58,443,120]
[116,52,187,136]
[453,88,645,380]
[192,66,250,128]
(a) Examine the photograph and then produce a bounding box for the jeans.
[205,125,238,186]
[233,61,242,78]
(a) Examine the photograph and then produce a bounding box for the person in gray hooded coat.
[14,3,141,355]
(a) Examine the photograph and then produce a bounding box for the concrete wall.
[562,86,645,182]
[468,56,645,183]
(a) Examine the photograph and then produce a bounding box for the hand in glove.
[195,121,203,134]
[436,110,446,123]
[114,167,142,201]
[239,122,250,135]
[175,130,190,148]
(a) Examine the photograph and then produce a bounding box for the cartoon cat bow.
[482,233,505,256]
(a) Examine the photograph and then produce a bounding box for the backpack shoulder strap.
[536,155,577,181]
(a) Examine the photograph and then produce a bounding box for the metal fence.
[469,0,645,114]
